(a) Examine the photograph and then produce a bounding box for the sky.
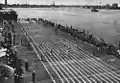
[0,0,119,5]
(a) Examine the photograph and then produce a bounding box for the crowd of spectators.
[0,20,29,83]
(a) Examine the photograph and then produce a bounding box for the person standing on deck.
[66,48,69,55]
[66,45,71,55]
[25,60,29,71]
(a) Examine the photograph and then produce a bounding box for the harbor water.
[13,8,120,45]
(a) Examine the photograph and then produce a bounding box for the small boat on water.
[91,8,99,12]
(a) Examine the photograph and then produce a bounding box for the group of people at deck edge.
[0,20,30,83]
[19,18,120,58]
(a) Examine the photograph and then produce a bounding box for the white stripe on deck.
[44,43,84,83]
[22,23,120,83]
[20,24,63,83]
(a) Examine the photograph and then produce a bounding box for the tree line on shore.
[0,3,120,9]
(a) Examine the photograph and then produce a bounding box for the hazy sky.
[0,0,119,5]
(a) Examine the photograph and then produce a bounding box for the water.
[13,8,120,45]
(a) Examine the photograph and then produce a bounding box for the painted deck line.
[20,23,57,83]
[27,26,66,83]
[20,22,120,83]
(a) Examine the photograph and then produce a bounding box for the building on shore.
[105,4,111,9]
[112,3,118,9]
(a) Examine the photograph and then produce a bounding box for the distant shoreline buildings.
[0,2,120,10]
[105,3,120,9]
